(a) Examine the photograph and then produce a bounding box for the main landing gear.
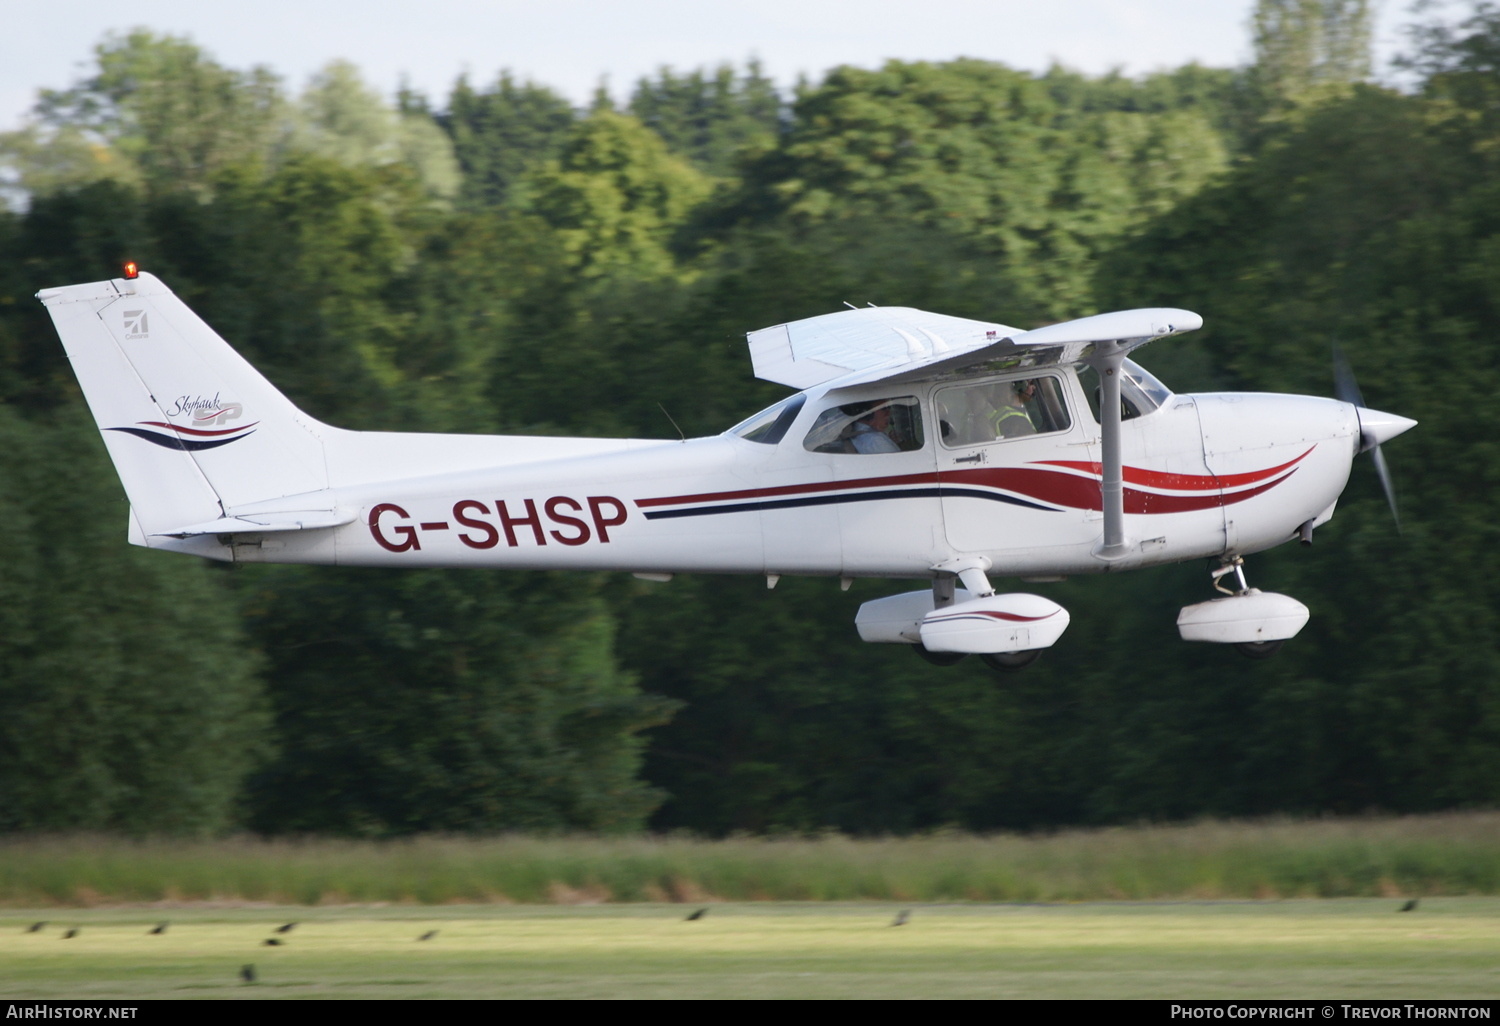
[1176,556,1310,659]
[882,562,1064,674]
[979,649,1044,671]
[912,643,966,667]
[911,644,1045,671]
[856,561,1067,673]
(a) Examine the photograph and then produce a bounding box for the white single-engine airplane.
[40,266,1415,670]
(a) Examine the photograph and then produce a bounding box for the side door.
[935,372,1099,558]
[789,393,944,576]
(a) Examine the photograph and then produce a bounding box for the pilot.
[849,402,901,454]
[989,380,1038,438]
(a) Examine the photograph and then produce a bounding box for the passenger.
[849,402,901,454]
[989,380,1038,438]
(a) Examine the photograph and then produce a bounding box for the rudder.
[38,272,330,539]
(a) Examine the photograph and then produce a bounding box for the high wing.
[747,306,1203,390]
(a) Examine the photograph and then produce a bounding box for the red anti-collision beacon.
[122,261,139,280]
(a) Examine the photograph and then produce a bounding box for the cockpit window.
[802,396,925,455]
[935,376,1071,447]
[729,394,807,445]
[1124,359,1172,408]
[1078,358,1173,423]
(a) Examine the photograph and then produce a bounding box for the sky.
[2,0,1420,129]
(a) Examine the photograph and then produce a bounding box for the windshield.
[1123,359,1172,407]
[1077,358,1173,423]
[728,394,807,445]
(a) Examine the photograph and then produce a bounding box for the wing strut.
[1092,344,1129,560]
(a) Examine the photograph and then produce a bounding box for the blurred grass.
[5,901,1500,998]
[2,812,1498,907]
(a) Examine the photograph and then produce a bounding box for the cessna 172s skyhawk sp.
[40,268,1415,670]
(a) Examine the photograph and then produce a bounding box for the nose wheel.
[1177,556,1309,658]
[1211,558,1285,658]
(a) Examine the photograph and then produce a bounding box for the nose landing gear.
[1210,555,1251,596]
[1177,556,1310,658]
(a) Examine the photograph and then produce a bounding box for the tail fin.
[38,272,330,538]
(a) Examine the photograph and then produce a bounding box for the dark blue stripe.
[641,487,1058,520]
[106,427,256,452]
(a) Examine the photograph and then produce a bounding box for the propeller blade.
[1332,344,1365,408]
[1333,344,1405,533]
[1371,443,1401,534]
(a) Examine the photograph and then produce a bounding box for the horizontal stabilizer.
[154,509,356,538]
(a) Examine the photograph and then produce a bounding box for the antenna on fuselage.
[657,402,686,443]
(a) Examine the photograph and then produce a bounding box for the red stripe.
[137,420,260,437]
[1129,470,1298,513]
[635,454,1307,513]
[946,467,1298,513]
[927,609,1056,624]
[945,467,1099,509]
[1032,447,1313,490]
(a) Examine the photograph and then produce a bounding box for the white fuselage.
[171,365,1359,582]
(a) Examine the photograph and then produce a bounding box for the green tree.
[1093,82,1500,818]
[242,567,675,835]
[0,404,269,834]
[296,60,461,201]
[0,183,151,410]
[4,29,288,199]
[627,62,783,177]
[0,123,141,209]
[1251,0,1374,103]
[710,60,1230,318]
[2,35,459,209]
[524,110,713,281]
[439,73,577,207]
[1403,2,1500,128]
[0,146,684,836]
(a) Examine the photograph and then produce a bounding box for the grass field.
[4,813,1500,906]
[2,900,1499,999]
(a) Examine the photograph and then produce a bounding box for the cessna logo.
[123,310,149,339]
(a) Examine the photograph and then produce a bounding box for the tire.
[979,649,1043,672]
[913,643,966,667]
[1235,640,1285,659]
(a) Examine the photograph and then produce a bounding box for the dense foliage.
[1,2,1496,835]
